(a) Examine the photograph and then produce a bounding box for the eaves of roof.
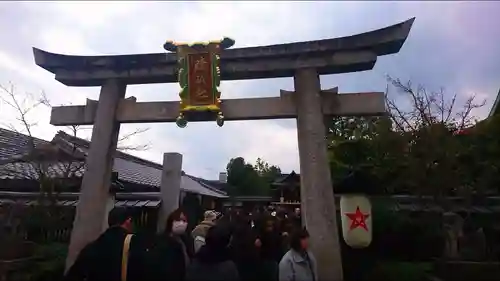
[489,88,500,118]
[273,171,300,184]
[184,174,228,195]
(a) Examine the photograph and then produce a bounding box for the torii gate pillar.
[65,80,125,271]
[294,69,343,280]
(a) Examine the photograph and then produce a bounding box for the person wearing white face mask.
[146,208,191,281]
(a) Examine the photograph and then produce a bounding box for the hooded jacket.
[185,225,239,281]
[191,220,216,252]
[191,220,215,239]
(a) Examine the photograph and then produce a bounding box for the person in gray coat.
[278,228,317,281]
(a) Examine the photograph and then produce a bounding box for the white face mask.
[172,220,187,234]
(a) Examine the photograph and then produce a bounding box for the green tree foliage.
[457,114,500,196]
[327,116,401,194]
[254,157,282,184]
[226,157,281,196]
[327,76,491,202]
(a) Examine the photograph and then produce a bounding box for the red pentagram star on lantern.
[345,206,370,231]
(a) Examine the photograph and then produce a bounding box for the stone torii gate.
[33,18,414,280]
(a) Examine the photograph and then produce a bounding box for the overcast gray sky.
[0,1,499,179]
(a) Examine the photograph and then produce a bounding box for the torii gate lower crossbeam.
[49,89,384,125]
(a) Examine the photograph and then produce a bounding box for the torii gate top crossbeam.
[32,18,414,87]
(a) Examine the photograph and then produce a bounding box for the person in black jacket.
[255,215,284,281]
[185,224,239,281]
[279,218,296,252]
[230,215,260,281]
[291,207,302,229]
[64,208,146,281]
[146,208,191,281]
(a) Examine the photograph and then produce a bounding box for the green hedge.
[364,262,432,281]
[9,243,66,281]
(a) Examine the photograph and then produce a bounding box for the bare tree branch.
[383,76,488,209]
[385,76,486,133]
[0,81,61,206]
[0,82,151,195]
[116,143,152,152]
[40,90,151,152]
[116,127,151,152]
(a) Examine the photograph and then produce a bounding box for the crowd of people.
[63,206,317,281]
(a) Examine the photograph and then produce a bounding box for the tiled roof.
[182,176,228,197]
[0,161,84,180]
[54,131,226,197]
[0,128,51,161]
[273,171,300,184]
[0,129,227,198]
[185,175,231,193]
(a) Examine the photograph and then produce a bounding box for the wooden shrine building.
[271,171,301,205]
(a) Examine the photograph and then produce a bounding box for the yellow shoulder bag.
[121,234,134,281]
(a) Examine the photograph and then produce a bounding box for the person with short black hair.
[254,215,283,281]
[64,207,146,281]
[230,215,260,281]
[279,218,296,251]
[107,207,133,228]
[292,208,302,229]
[278,228,317,281]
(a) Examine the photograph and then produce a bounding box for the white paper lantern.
[340,194,372,248]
